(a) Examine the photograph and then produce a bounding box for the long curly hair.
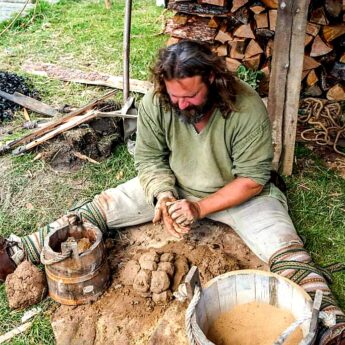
[150,40,240,117]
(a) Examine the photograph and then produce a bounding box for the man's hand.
[166,199,202,227]
[152,192,190,238]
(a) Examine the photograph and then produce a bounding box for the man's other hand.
[153,192,190,238]
[166,199,201,227]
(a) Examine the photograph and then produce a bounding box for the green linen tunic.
[134,81,274,206]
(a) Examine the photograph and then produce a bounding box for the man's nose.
[178,98,189,110]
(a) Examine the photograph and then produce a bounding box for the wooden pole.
[123,0,132,102]
[267,0,309,175]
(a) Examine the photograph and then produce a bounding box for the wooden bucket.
[189,269,318,345]
[42,221,110,305]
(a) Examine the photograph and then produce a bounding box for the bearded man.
[1,40,344,344]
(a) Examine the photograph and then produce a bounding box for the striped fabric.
[270,245,345,344]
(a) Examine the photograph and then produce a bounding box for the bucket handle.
[40,247,72,266]
[273,290,323,345]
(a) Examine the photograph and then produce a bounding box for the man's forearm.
[197,177,264,218]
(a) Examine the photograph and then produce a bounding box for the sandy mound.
[5,260,47,309]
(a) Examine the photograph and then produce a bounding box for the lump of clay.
[152,290,172,305]
[5,260,47,309]
[160,252,175,262]
[150,271,170,294]
[133,269,151,293]
[139,251,159,264]
[158,262,175,277]
[120,260,141,286]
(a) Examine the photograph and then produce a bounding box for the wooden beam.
[267,0,309,175]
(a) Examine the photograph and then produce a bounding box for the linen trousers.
[92,177,303,263]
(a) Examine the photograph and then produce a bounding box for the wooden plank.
[0,90,59,117]
[22,62,152,94]
[267,0,309,174]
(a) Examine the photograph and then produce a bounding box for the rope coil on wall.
[298,97,345,156]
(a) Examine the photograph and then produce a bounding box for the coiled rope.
[298,98,345,156]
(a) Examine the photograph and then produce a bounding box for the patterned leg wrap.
[270,245,345,344]
[21,199,108,264]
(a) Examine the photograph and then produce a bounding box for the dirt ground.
[50,220,267,345]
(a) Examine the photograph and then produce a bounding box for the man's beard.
[171,91,215,125]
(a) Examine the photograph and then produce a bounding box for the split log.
[168,1,231,15]
[233,6,250,25]
[165,17,217,41]
[229,39,246,59]
[22,62,152,94]
[250,5,265,14]
[260,0,278,9]
[324,0,343,18]
[310,35,333,57]
[254,12,269,29]
[306,23,321,37]
[208,16,221,28]
[322,24,345,42]
[214,44,228,56]
[306,69,319,87]
[231,0,248,13]
[303,55,322,71]
[243,54,261,70]
[173,14,188,25]
[225,58,241,72]
[245,39,263,58]
[198,0,227,7]
[233,23,255,39]
[326,83,345,101]
[268,10,277,31]
[310,7,329,26]
[304,34,314,46]
[215,28,233,43]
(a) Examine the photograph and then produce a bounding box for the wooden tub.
[188,269,318,345]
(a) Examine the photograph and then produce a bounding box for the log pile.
[165,0,345,100]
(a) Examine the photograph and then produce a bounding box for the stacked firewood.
[165,0,345,100]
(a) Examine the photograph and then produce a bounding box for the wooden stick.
[0,322,32,344]
[0,90,116,155]
[74,152,100,164]
[12,111,98,155]
[0,90,59,117]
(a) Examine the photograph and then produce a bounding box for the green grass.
[286,143,345,309]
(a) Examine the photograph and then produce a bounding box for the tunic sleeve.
[134,92,178,205]
[230,89,273,186]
